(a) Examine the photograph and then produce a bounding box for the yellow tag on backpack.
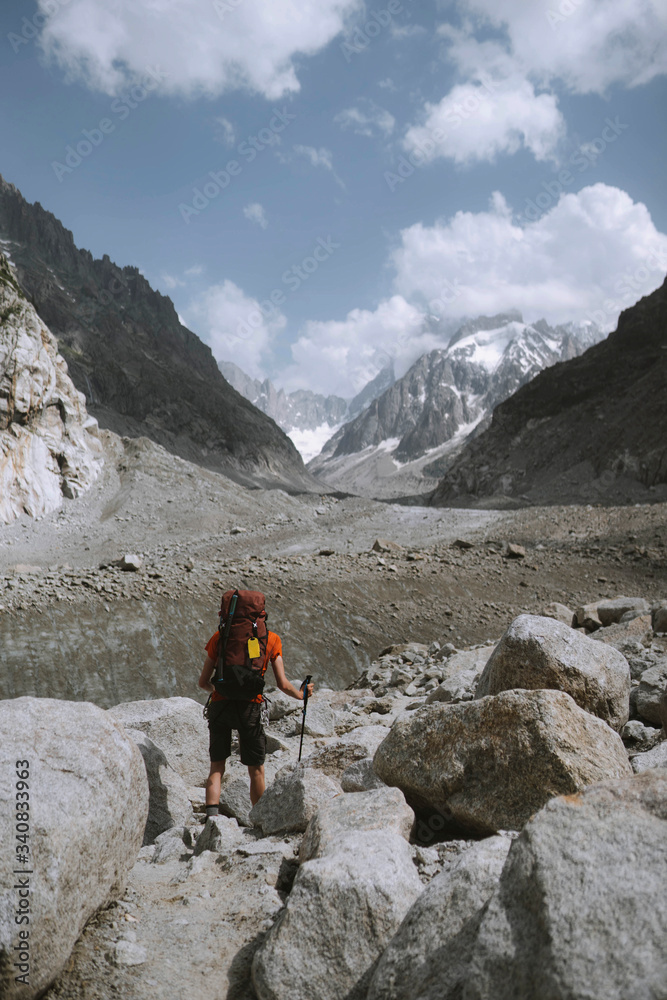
[247,638,260,659]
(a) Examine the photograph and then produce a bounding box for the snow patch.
[288,422,343,463]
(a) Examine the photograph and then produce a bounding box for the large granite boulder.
[374,690,631,834]
[299,786,413,862]
[252,834,422,1000]
[341,757,386,792]
[0,254,103,523]
[635,659,667,726]
[465,772,667,1000]
[596,596,649,626]
[0,697,148,1000]
[367,836,512,1000]
[125,728,194,844]
[249,764,341,835]
[108,696,209,786]
[476,614,630,731]
[303,726,390,778]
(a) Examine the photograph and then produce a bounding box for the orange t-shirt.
[206,630,282,703]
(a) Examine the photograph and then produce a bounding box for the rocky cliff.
[309,314,600,497]
[0,175,316,491]
[0,253,103,523]
[431,278,667,507]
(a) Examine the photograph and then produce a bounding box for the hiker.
[198,589,314,818]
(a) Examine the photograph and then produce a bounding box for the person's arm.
[271,655,314,700]
[198,655,216,694]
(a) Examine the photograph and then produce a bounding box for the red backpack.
[213,589,268,700]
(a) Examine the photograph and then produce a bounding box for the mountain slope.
[430,278,667,507]
[309,314,600,497]
[0,175,316,491]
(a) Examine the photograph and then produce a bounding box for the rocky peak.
[0,253,103,523]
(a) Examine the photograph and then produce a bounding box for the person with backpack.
[198,589,314,817]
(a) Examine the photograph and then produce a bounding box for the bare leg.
[248,765,266,805]
[205,760,226,806]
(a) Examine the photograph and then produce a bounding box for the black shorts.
[208,699,266,767]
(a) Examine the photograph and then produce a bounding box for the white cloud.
[36,0,362,100]
[183,280,286,379]
[243,202,268,229]
[403,75,564,164]
[185,264,204,276]
[160,273,185,290]
[453,0,667,95]
[391,184,667,329]
[283,295,429,397]
[214,116,236,146]
[291,144,346,189]
[335,99,395,138]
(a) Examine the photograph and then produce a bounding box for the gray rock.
[108,696,209,786]
[219,777,253,826]
[631,741,667,773]
[542,602,575,625]
[249,764,341,835]
[593,615,653,652]
[125,728,194,844]
[596,596,649,626]
[341,757,386,792]
[426,668,479,705]
[465,772,667,1000]
[621,720,663,752]
[373,690,631,835]
[574,602,602,631]
[505,543,525,559]
[264,688,300,721]
[300,787,414,862]
[193,815,244,855]
[476,614,630,731]
[252,835,422,1000]
[367,836,512,1000]
[0,697,148,1000]
[152,826,192,863]
[110,941,148,966]
[118,553,143,572]
[442,646,496,680]
[651,601,667,633]
[303,726,390,778]
[635,659,667,725]
[292,701,336,738]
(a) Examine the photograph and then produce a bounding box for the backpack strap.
[213,590,238,686]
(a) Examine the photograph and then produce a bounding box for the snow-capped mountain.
[308,313,603,497]
[219,360,395,462]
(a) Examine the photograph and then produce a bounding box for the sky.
[1,0,666,400]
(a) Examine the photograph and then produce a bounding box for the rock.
[341,757,387,792]
[504,542,525,559]
[373,690,631,835]
[108,697,209,786]
[372,538,403,553]
[442,645,496,679]
[193,814,244,855]
[574,602,602,631]
[379,641,429,658]
[636,660,667,725]
[452,538,474,549]
[151,825,192,863]
[117,553,142,572]
[110,941,148,967]
[621,720,663,752]
[661,685,667,731]
[631,741,667,772]
[0,254,104,524]
[593,615,653,652]
[367,836,512,1000]
[476,614,630,731]
[264,688,300,721]
[252,835,422,1000]
[304,726,390,778]
[0,697,148,1000]
[542,601,575,625]
[466,772,667,1000]
[596,596,649,626]
[300,787,414,862]
[219,777,253,827]
[426,668,479,705]
[651,601,667,633]
[292,701,336,738]
[230,525,246,534]
[249,764,341,835]
[125,728,194,844]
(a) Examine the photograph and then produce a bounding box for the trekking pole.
[297,675,313,763]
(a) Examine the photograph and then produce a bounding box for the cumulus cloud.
[183,279,286,379]
[404,75,564,164]
[335,99,395,138]
[36,0,362,100]
[243,202,268,229]
[391,184,667,330]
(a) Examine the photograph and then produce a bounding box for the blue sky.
[1,0,666,398]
